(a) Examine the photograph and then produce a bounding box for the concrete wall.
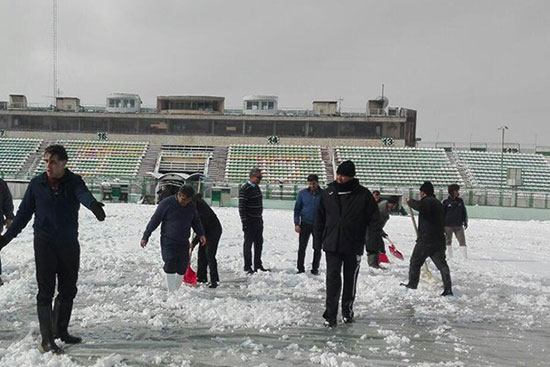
[7,130,405,148]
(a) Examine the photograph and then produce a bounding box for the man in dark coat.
[191,193,222,288]
[293,174,323,275]
[0,145,106,354]
[315,160,378,328]
[402,181,453,296]
[0,178,14,286]
[141,185,205,293]
[442,184,468,259]
[239,168,268,274]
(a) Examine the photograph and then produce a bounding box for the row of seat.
[0,138,43,177]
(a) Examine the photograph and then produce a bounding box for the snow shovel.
[183,247,197,286]
[384,237,404,261]
[379,253,390,264]
[407,204,433,279]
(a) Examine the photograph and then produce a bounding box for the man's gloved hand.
[0,235,10,251]
[463,222,468,230]
[242,222,248,232]
[381,231,388,238]
[91,201,106,221]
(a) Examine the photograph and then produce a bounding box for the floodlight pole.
[498,125,509,194]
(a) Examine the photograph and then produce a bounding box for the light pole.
[498,125,509,194]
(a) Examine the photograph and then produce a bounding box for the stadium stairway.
[447,151,473,188]
[138,143,161,178]
[19,140,52,178]
[207,146,229,182]
[321,148,334,183]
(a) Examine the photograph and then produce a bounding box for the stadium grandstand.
[455,150,550,192]
[34,140,148,178]
[1,91,549,208]
[335,146,465,190]
[225,144,327,186]
[0,138,42,178]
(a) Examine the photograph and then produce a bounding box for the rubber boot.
[440,268,453,296]
[460,246,467,260]
[53,299,82,344]
[37,305,63,354]
[447,245,453,259]
[175,274,183,290]
[166,273,177,293]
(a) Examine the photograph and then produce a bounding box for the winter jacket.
[442,196,468,227]
[293,187,323,225]
[142,195,204,246]
[408,195,446,248]
[0,178,14,224]
[5,170,97,244]
[191,197,222,246]
[238,182,263,224]
[315,179,378,255]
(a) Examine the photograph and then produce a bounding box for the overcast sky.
[1,0,549,145]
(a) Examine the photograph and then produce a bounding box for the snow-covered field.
[0,203,549,367]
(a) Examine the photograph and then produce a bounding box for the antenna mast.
[52,0,58,105]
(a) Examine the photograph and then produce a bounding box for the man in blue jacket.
[294,174,323,275]
[141,185,205,293]
[442,184,468,259]
[0,145,106,354]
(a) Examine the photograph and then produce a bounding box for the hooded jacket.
[442,196,468,227]
[5,170,97,244]
[314,179,377,255]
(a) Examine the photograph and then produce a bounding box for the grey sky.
[1,0,549,145]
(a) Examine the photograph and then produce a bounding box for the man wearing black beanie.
[402,181,453,296]
[315,160,378,328]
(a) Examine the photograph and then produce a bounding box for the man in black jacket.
[239,168,268,274]
[315,160,378,328]
[191,193,222,288]
[0,145,106,354]
[442,184,468,259]
[0,178,14,286]
[402,181,453,296]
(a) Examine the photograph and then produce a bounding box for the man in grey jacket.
[366,197,399,268]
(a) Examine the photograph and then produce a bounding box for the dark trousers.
[243,219,263,271]
[323,251,362,321]
[408,241,452,290]
[34,237,80,307]
[297,223,322,272]
[161,242,189,275]
[197,227,222,283]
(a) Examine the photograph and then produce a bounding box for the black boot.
[367,253,380,269]
[53,299,82,344]
[440,268,453,296]
[37,306,63,354]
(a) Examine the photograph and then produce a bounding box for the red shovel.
[379,253,390,264]
[385,237,405,261]
[183,248,197,286]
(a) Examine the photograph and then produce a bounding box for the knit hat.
[419,181,434,196]
[336,160,356,177]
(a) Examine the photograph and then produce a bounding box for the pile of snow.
[0,203,549,366]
